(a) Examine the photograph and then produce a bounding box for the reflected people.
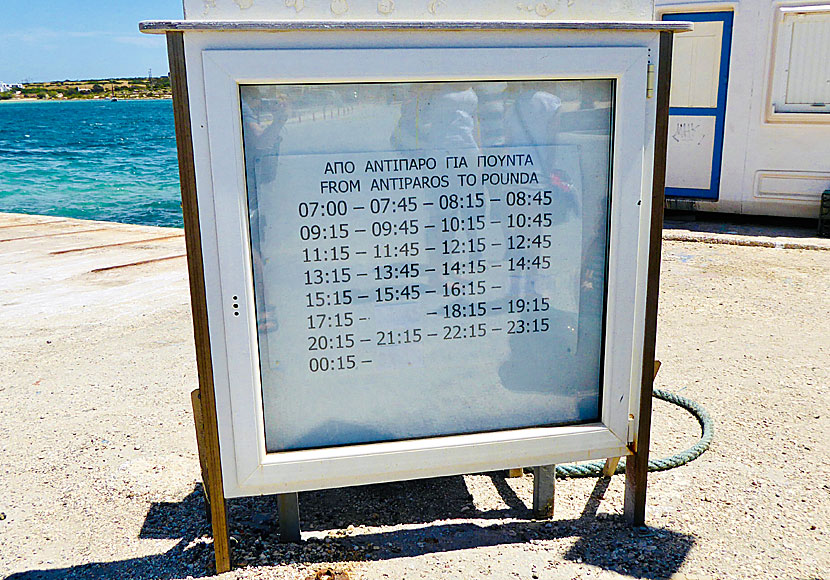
[496,83,599,423]
[241,86,289,333]
[391,83,479,151]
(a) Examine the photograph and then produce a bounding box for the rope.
[555,389,714,478]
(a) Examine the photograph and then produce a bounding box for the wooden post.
[532,465,556,519]
[190,389,213,522]
[603,361,660,478]
[624,31,673,527]
[167,31,232,573]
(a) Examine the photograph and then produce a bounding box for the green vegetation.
[2,76,172,101]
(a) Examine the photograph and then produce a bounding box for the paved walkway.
[664,217,830,250]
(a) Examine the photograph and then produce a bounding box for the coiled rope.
[555,389,714,478]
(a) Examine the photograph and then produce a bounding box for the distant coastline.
[0,76,172,102]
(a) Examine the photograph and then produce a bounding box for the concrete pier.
[1,213,187,322]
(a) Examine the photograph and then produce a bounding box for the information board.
[239,81,613,452]
[145,22,680,569]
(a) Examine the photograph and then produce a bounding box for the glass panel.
[240,80,613,453]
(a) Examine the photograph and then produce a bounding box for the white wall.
[656,0,830,218]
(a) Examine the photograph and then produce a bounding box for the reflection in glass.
[240,80,614,452]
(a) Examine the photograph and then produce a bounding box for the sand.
[0,212,827,580]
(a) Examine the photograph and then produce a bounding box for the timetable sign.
[239,80,613,453]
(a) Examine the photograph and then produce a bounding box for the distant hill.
[0,77,172,101]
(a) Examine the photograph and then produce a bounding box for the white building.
[0,82,23,93]
[656,0,830,218]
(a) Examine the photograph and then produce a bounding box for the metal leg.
[532,465,556,519]
[277,493,301,543]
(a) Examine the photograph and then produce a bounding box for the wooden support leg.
[167,32,232,573]
[190,390,230,570]
[624,26,672,529]
[189,389,230,569]
[278,493,301,543]
[602,456,621,477]
[190,389,212,523]
[624,355,664,525]
[508,468,524,478]
[532,465,556,519]
[624,450,649,526]
[205,445,230,571]
[623,363,663,505]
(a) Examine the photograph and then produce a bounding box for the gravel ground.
[0,214,827,580]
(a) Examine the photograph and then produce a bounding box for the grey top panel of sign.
[139,19,693,33]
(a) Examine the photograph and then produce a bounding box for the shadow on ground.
[7,476,694,580]
[664,212,822,240]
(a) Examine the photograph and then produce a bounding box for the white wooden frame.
[199,45,652,497]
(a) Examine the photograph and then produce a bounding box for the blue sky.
[0,1,184,83]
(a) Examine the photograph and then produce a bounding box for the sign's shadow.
[6,476,694,580]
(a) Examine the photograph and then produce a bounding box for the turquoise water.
[0,99,182,227]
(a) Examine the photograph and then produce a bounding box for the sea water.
[0,99,182,227]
